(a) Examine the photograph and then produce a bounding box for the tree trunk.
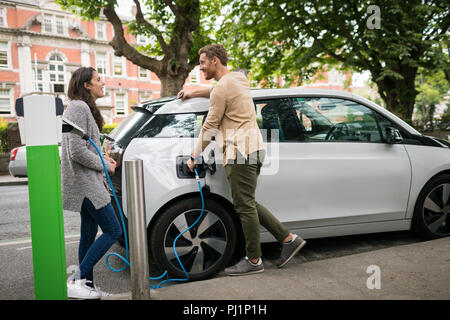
[375,66,418,124]
[159,74,188,97]
[157,55,193,97]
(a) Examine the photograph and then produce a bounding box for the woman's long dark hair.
[67,67,104,131]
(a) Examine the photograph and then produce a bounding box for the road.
[0,185,424,299]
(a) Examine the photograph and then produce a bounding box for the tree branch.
[162,0,185,23]
[132,0,169,55]
[103,5,162,74]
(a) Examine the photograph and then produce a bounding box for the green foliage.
[101,123,118,134]
[415,68,450,122]
[219,0,449,121]
[0,122,7,153]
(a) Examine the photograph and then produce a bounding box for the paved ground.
[104,236,450,300]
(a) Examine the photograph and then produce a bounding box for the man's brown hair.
[199,44,228,66]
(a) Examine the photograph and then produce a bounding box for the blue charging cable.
[88,138,205,289]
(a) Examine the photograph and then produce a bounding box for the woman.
[62,67,121,299]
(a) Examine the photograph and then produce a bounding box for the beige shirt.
[193,72,265,166]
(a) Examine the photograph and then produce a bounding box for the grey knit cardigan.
[61,100,111,213]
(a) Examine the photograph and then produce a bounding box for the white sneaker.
[67,279,101,299]
[94,285,111,297]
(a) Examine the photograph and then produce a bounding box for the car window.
[291,97,386,143]
[254,98,304,142]
[107,109,152,146]
[137,113,206,138]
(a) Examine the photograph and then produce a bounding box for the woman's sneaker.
[67,279,101,299]
[94,285,111,297]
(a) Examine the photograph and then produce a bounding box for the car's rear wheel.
[150,198,236,281]
[412,174,450,239]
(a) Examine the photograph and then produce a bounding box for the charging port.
[176,155,207,179]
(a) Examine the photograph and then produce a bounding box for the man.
[178,44,306,276]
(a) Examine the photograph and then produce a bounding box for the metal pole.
[124,159,150,300]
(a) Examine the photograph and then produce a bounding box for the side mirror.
[386,127,403,144]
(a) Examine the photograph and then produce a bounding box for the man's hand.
[177,90,191,101]
[187,158,195,172]
[177,87,212,101]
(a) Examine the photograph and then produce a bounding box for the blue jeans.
[77,198,122,283]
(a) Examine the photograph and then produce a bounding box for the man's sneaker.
[224,257,264,276]
[67,279,101,299]
[276,234,306,268]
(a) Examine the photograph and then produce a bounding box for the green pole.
[16,95,67,300]
[26,144,67,300]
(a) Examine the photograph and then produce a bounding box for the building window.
[43,14,66,35]
[0,41,9,69]
[33,69,44,92]
[49,54,65,93]
[0,89,11,114]
[95,22,106,40]
[43,14,52,33]
[0,8,7,27]
[115,92,126,116]
[55,15,64,35]
[113,55,124,76]
[138,67,150,79]
[190,66,200,84]
[96,52,107,76]
[139,91,151,102]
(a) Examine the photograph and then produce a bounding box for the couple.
[61,44,306,300]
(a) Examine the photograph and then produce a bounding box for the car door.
[254,96,411,230]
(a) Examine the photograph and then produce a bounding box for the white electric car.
[103,89,450,281]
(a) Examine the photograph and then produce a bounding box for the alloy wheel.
[422,182,450,236]
[163,209,228,274]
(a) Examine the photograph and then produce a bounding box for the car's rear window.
[107,109,152,146]
[137,113,206,138]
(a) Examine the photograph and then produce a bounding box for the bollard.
[124,159,150,300]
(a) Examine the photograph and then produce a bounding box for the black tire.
[150,198,236,281]
[411,174,450,239]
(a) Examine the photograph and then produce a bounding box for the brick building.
[0,0,212,124]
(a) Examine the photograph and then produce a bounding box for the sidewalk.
[0,174,27,186]
[106,236,450,300]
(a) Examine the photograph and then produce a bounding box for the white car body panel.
[403,145,450,219]
[121,138,227,223]
[255,142,411,224]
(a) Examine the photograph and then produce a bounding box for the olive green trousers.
[225,151,290,260]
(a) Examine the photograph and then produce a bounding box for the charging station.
[15,94,67,300]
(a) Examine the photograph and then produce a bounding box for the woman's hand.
[104,156,117,176]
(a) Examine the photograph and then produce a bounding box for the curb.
[0,178,28,187]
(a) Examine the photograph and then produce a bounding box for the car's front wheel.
[412,174,450,239]
[150,198,236,281]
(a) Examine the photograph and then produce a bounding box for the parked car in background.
[8,146,27,177]
[8,146,62,177]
